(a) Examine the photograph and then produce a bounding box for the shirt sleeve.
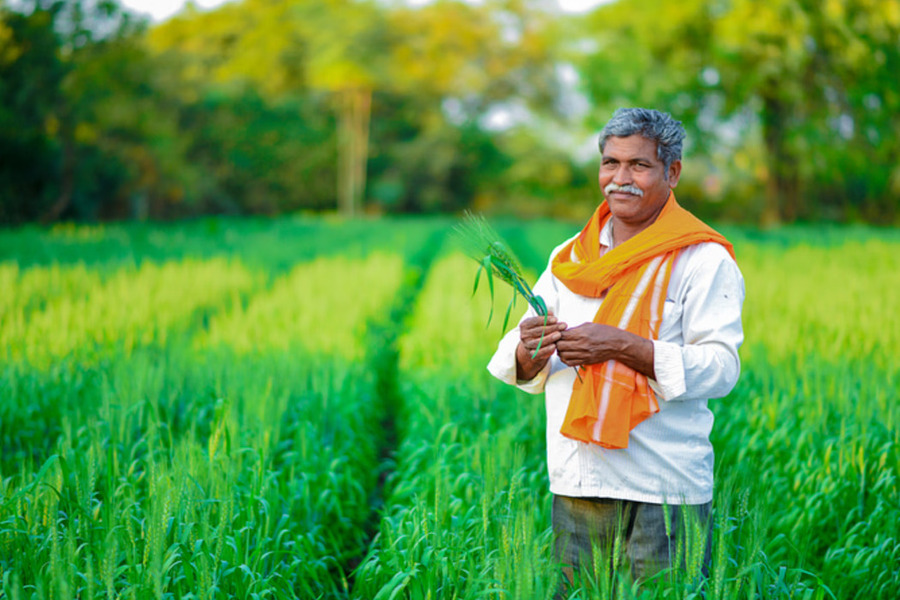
[649,244,745,401]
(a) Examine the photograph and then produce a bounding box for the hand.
[556,323,624,368]
[516,314,567,380]
[557,323,656,378]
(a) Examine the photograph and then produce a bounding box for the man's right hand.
[516,314,567,381]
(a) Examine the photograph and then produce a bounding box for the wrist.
[618,331,656,379]
[516,341,542,380]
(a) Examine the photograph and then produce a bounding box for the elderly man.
[487,108,744,586]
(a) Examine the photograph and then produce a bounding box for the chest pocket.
[662,298,681,319]
[658,298,683,339]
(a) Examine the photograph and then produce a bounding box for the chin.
[607,197,641,213]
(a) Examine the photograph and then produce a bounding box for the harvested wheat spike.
[454,211,547,331]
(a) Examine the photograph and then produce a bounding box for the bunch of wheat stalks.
[455,211,547,330]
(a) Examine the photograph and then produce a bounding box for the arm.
[554,244,745,401]
[651,246,745,401]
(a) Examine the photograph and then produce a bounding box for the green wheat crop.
[1,219,898,599]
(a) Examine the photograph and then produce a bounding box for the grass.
[1,217,898,598]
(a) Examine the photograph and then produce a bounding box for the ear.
[667,160,682,188]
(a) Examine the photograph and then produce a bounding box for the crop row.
[0,232,423,598]
[2,219,899,599]
[354,232,900,598]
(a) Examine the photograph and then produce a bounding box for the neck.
[610,217,650,247]
[610,202,668,246]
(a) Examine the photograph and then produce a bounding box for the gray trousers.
[552,495,712,585]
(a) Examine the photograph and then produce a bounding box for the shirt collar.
[600,218,615,250]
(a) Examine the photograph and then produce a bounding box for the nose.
[612,164,632,185]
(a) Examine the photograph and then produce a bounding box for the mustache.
[604,183,644,197]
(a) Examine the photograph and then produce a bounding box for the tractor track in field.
[346,227,447,587]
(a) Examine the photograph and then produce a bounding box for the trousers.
[551,495,712,584]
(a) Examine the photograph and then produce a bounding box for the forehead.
[602,135,659,160]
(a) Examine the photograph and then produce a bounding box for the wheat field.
[1,217,898,599]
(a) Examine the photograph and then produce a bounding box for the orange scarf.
[551,193,735,448]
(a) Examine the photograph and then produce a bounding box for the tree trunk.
[759,90,798,227]
[42,129,75,224]
[760,94,783,226]
[337,88,372,217]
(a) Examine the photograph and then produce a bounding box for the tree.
[0,5,66,223]
[147,0,564,217]
[571,0,900,225]
[42,0,149,221]
[147,0,388,217]
[0,0,177,222]
[370,0,566,214]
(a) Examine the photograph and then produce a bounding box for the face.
[599,135,681,232]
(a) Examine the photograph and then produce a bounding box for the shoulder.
[679,241,740,271]
[673,241,745,296]
[547,233,581,264]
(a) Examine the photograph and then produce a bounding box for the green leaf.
[482,255,495,300]
[472,262,483,297]
[482,255,495,325]
[503,293,515,332]
[531,313,547,359]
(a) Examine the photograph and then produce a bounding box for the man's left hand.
[557,323,656,379]
[556,323,623,367]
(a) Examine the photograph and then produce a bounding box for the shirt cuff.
[487,336,548,395]
[649,339,686,401]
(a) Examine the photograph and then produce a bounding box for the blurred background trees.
[1,0,898,225]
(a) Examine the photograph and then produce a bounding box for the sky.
[120,0,608,22]
[120,0,233,22]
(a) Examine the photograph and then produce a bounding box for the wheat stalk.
[456,212,584,380]
[455,211,547,333]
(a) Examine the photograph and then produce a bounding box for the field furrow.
[0,231,431,597]
[354,249,559,598]
[1,219,898,599]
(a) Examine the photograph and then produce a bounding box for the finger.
[524,322,560,336]
[525,337,557,353]
[526,315,557,325]
[525,330,562,347]
[559,329,583,342]
[556,337,578,350]
[559,352,585,367]
[558,355,578,367]
[557,346,584,362]
[528,340,555,355]
[533,349,556,362]
[539,341,561,356]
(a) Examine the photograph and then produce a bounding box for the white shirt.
[487,221,745,504]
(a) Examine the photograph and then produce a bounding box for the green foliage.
[367,103,510,214]
[0,217,442,597]
[455,211,546,330]
[178,90,337,215]
[197,252,405,360]
[3,0,898,223]
[573,0,900,224]
[1,216,899,598]
[0,5,67,222]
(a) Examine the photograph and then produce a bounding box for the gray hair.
[599,108,685,173]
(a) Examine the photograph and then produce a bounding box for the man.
[487,108,745,587]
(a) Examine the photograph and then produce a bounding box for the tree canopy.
[1,0,898,225]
